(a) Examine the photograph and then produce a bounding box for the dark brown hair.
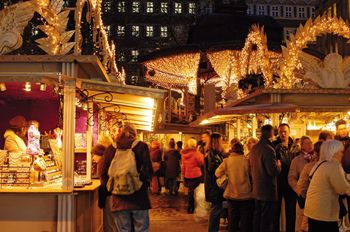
[209,132,222,153]
[232,142,244,155]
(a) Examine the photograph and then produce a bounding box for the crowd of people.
[96,119,350,232]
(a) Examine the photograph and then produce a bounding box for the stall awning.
[78,79,166,132]
[190,103,299,126]
[191,88,350,127]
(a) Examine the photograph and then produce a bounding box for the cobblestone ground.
[149,188,208,232]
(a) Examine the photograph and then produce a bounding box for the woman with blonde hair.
[181,138,204,213]
[245,137,258,159]
[304,140,350,232]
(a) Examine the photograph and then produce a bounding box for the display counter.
[0,180,102,232]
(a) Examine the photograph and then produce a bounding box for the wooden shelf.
[74,148,87,153]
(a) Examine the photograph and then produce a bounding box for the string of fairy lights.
[277,13,350,88]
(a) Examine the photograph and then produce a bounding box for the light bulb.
[24,82,31,92]
[0,83,6,92]
[39,83,47,91]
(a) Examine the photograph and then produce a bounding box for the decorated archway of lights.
[0,0,123,83]
[277,13,350,88]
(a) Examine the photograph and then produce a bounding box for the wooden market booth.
[0,55,165,232]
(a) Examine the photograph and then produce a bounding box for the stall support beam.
[57,194,75,232]
[86,101,93,182]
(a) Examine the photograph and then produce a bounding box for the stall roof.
[78,79,166,132]
[191,88,350,127]
[0,55,111,82]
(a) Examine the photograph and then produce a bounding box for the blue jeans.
[113,210,149,232]
[208,201,223,232]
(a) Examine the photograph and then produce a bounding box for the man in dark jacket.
[164,139,181,195]
[101,125,153,232]
[272,124,296,232]
[250,124,281,232]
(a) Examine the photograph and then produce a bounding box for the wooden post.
[237,119,241,140]
[252,115,257,138]
[86,101,93,182]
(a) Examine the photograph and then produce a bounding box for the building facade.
[102,0,201,86]
[245,0,317,42]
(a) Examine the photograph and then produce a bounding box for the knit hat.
[335,119,347,128]
[9,115,26,128]
[91,144,106,156]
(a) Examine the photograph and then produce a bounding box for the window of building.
[161,2,168,13]
[310,7,315,18]
[284,28,296,41]
[160,26,168,37]
[104,1,112,13]
[131,50,139,62]
[298,7,306,18]
[175,2,182,14]
[189,3,196,14]
[146,26,154,37]
[132,26,140,37]
[104,25,111,36]
[117,25,125,37]
[270,5,280,17]
[146,2,153,13]
[247,4,254,15]
[32,28,39,36]
[118,51,125,62]
[132,2,140,13]
[117,1,126,13]
[284,6,293,18]
[257,5,266,16]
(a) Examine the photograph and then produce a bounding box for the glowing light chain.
[144,52,201,95]
[277,13,350,88]
[33,0,75,55]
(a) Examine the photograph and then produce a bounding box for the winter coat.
[164,149,181,179]
[181,148,204,179]
[304,159,350,221]
[250,137,280,201]
[296,161,317,198]
[204,149,224,203]
[4,129,26,153]
[215,153,252,200]
[288,152,311,194]
[101,136,153,212]
[273,137,296,193]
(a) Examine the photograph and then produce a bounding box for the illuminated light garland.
[278,13,350,88]
[144,52,201,95]
[34,0,75,55]
[240,25,273,86]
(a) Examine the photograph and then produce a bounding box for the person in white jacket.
[4,115,27,153]
[304,140,350,232]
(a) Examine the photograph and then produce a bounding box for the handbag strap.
[309,160,327,180]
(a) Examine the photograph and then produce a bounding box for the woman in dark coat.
[150,140,162,193]
[205,133,225,232]
[164,138,181,195]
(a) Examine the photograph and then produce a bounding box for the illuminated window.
[132,2,140,13]
[104,1,112,13]
[146,2,153,13]
[161,2,168,13]
[117,26,125,37]
[284,6,293,18]
[189,3,196,14]
[257,5,266,15]
[146,26,154,37]
[175,2,182,14]
[131,50,139,62]
[104,25,111,36]
[247,4,254,15]
[160,26,168,37]
[298,7,306,18]
[32,28,39,36]
[118,51,125,62]
[132,25,140,37]
[270,6,280,17]
[117,2,126,13]
[131,76,138,85]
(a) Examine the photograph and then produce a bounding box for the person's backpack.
[107,140,143,195]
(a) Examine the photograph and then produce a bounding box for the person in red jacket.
[181,138,205,213]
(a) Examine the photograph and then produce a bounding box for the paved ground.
[149,190,208,232]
